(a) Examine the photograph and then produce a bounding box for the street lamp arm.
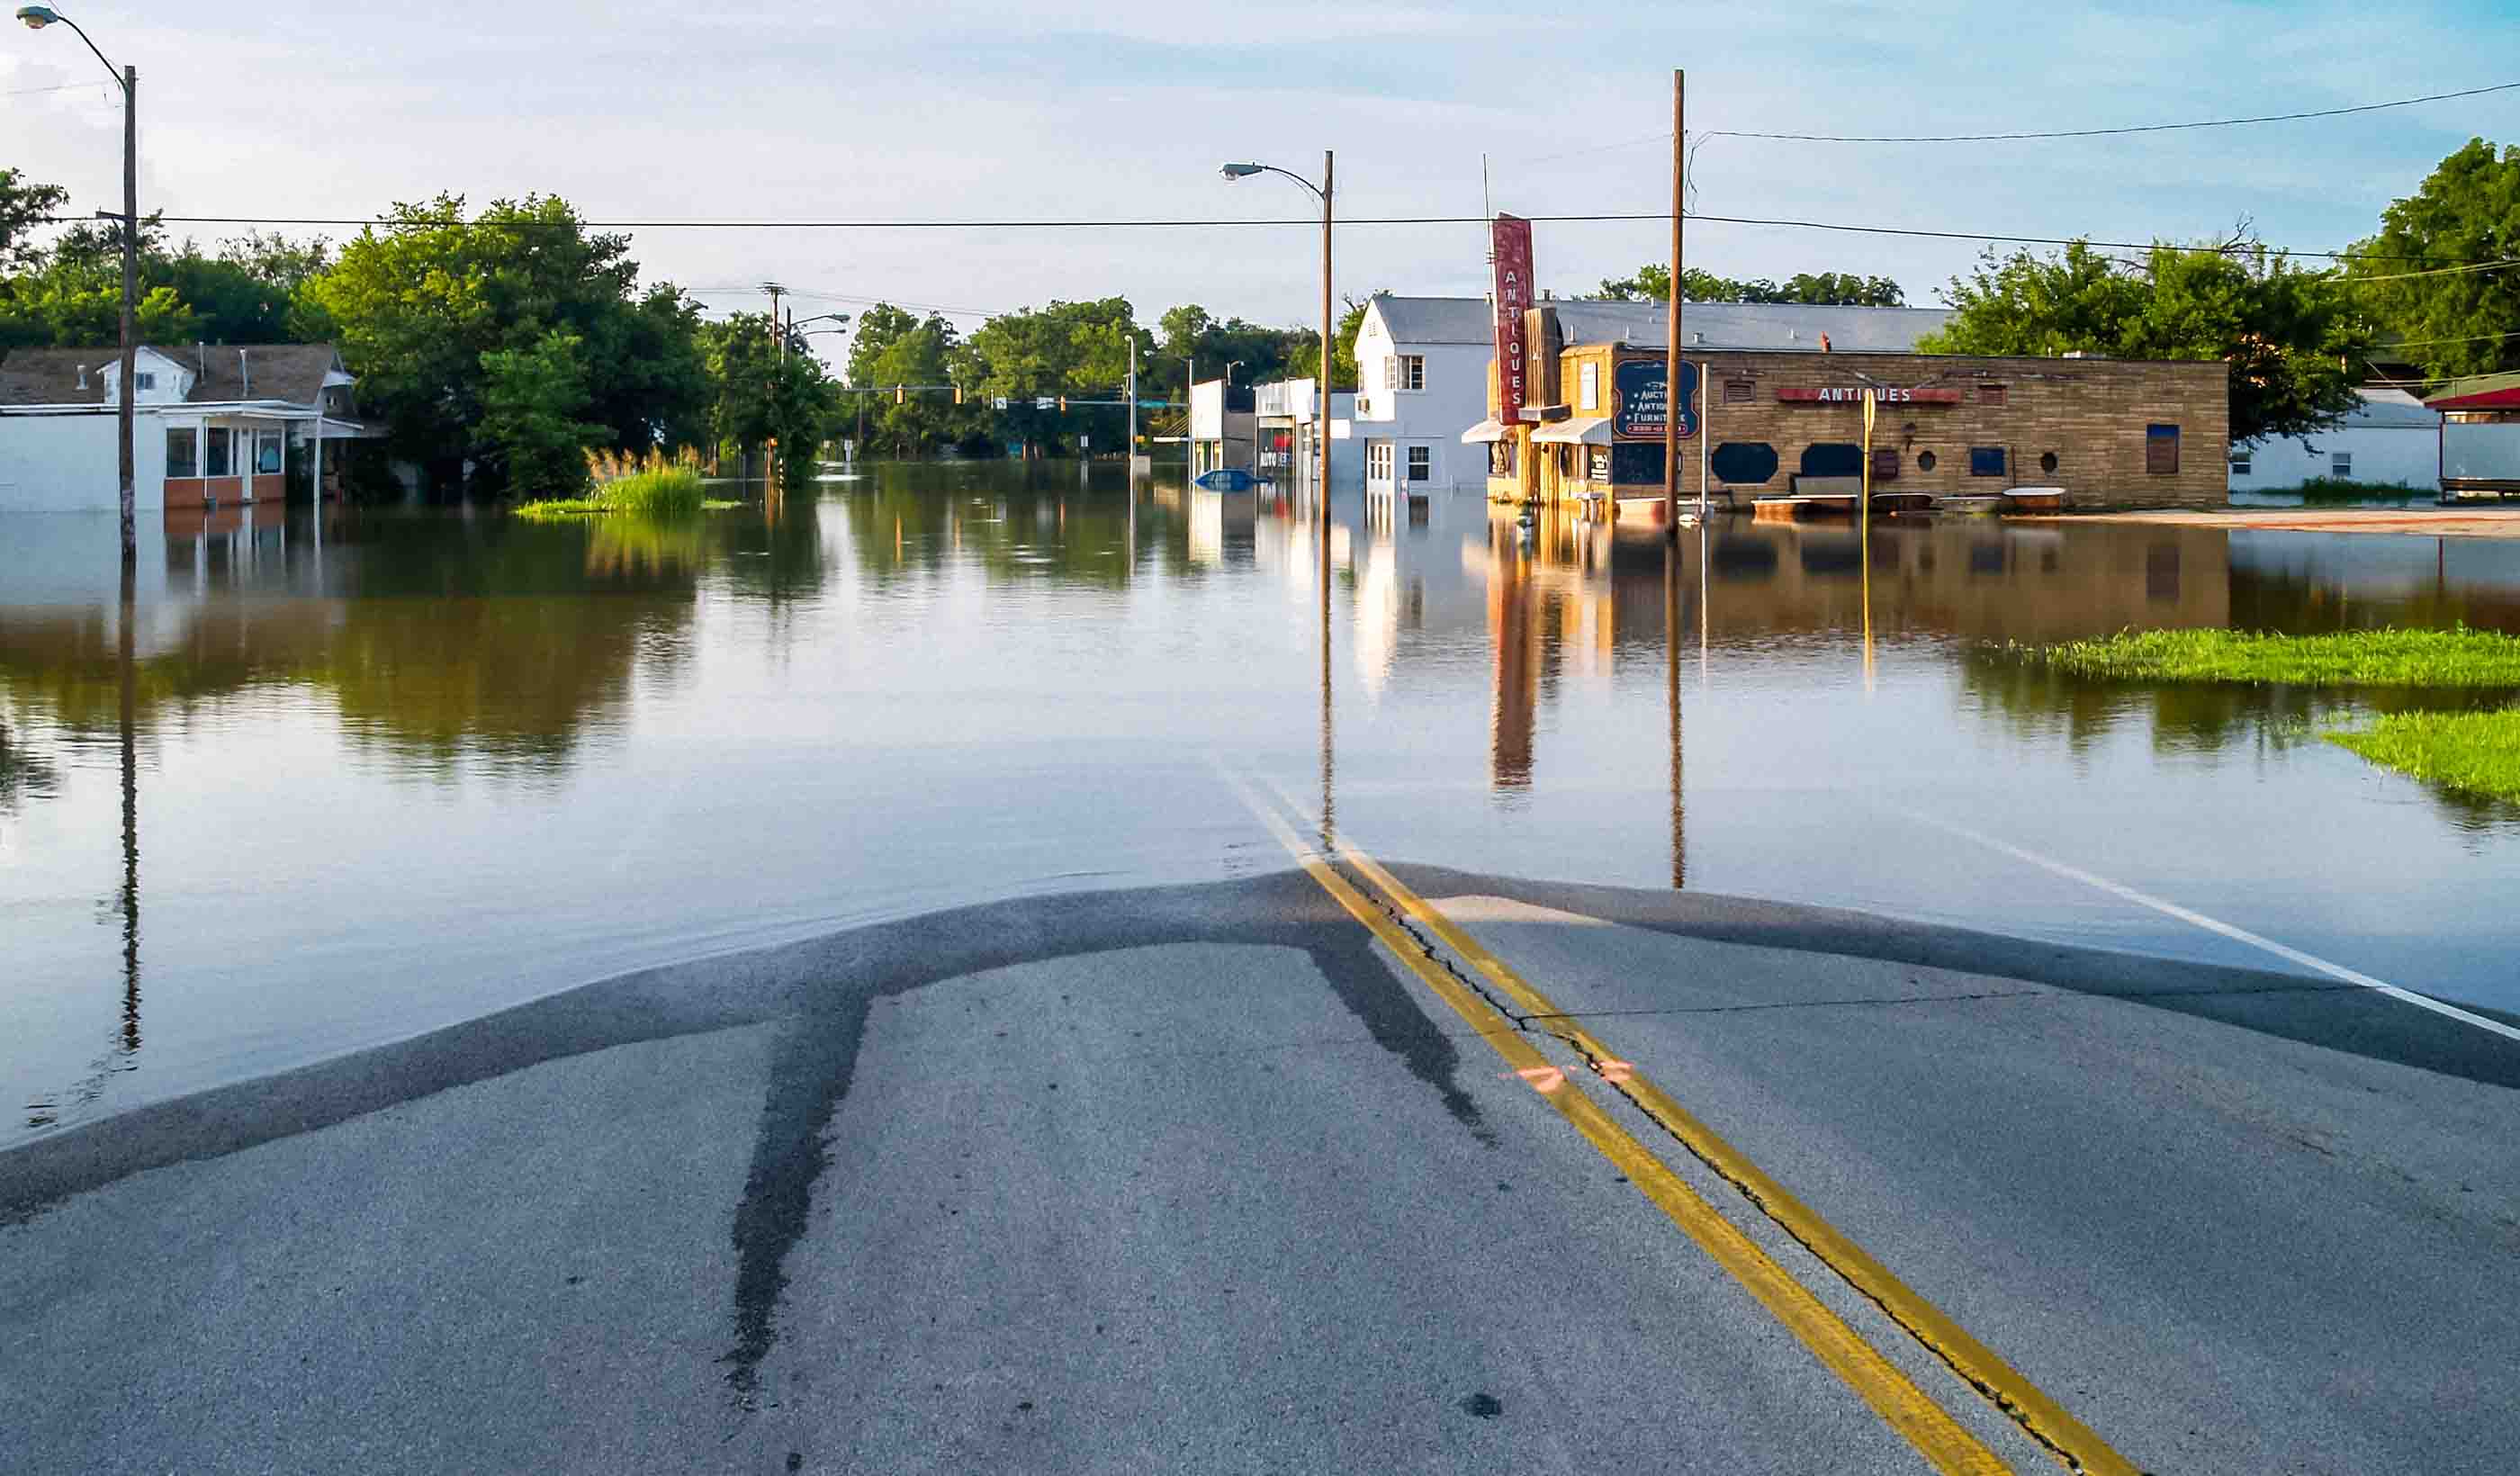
[15,8,123,87]
[1222,161,1324,202]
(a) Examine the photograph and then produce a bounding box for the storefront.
[1475,316,2231,513]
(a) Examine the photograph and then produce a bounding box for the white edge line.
[1895,807,2520,1046]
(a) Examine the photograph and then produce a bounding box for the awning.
[1532,417,1613,446]
[1459,418,1508,444]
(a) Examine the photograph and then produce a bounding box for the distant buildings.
[0,344,363,513]
[2228,389,2441,494]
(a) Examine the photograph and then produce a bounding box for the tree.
[478,329,608,496]
[700,312,839,471]
[1589,264,1905,306]
[306,194,708,490]
[1919,237,2368,444]
[955,298,1151,454]
[0,167,68,271]
[2347,139,2520,382]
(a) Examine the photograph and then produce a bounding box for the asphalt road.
[4,860,2516,1474]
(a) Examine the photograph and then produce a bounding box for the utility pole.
[762,282,788,361]
[1127,334,1139,482]
[1664,68,1685,541]
[1319,148,1336,531]
[117,65,136,570]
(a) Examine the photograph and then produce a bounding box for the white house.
[0,343,363,513]
[2227,389,2442,494]
[1352,295,1955,500]
[1252,378,1359,491]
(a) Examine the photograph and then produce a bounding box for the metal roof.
[0,344,346,409]
[1365,293,1954,353]
[2425,371,2520,411]
[2344,388,2442,428]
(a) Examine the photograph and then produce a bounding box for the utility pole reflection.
[117,558,140,1054]
[1666,537,1685,891]
[1318,508,1336,854]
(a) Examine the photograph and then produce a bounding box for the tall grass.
[515,448,712,519]
[2028,627,2520,688]
[2291,477,2429,505]
[2330,709,2520,804]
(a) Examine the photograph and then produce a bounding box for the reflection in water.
[13,471,2520,1142]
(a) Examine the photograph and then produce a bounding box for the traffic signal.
[895,385,905,405]
[1058,396,1067,412]
[953,385,964,405]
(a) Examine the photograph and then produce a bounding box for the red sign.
[1491,214,1534,425]
[1777,386,1964,405]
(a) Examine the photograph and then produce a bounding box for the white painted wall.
[2228,426,2439,492]
[0,412,170,513]
[1354,304,1490,493]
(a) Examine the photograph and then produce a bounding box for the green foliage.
[701,311,840,468]
[1589,265,1905,306]
[307,194,709,480]
[1156,302,1308,394]
[2329,707,2520,806]
[1918,237,2368,444]
[2026,626,2520,688]
[955,297,1152,453]
[0,167,68,271]
[479,330,609,498]
[2346,139,2520,382]
[2289,477,2426,504]
[847,303,984,455]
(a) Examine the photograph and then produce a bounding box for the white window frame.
[1406,445,1431,482]
[1368,440,1395,482]
[1580,362,1598,411]
[2332,451,2352,478]
[2229,453,2252,476]
[1383,356,1398,391]
[1399,355,1426,392]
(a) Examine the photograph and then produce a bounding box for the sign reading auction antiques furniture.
[1614,356,1698,440]
[1776,386,1965,405]
[1491,214,1534,425]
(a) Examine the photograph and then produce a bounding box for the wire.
[25,207,2476,265]
[1,80,113,97]
[1507,80,2520,164]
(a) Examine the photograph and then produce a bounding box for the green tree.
[701,312,839,472]
[0,167,68,270]
[2346,139,2520,382]
[307,194,708,490]
[478,329,608,496]
[956,298,1151,454]
[1590,265,1904,306]
[1919,237,2367,444]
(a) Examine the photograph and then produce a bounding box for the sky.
[4,0,2516,367]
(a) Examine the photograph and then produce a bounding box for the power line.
[28,206,2480,265]
[1507,80,2520,164]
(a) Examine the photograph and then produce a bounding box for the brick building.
[1473,310,2230,512]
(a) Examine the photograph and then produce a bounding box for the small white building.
[1251,377,1358,491]
[0,343,363,513]
[2227,389,2442,495]
[1187,379,1256,479]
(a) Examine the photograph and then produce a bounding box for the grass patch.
[2030,627,2520,688]
[512,498,609,520]
[2291,476,2431,505]
[2329,708,2520,804]
[515,447,717,519]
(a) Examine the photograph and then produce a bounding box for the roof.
[2344,388,2441,428]
[2426,371,2520,411]
[1364,293,1954,354]
[0,344,346,409]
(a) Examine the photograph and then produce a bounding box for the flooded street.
[4,465,2517,1146]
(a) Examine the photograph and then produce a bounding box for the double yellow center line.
[1224,771,2136,1476]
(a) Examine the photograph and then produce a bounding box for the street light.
[1222,154,1335,526]
[18,4,138,568]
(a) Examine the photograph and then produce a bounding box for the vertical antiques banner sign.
[1491,214,1534,424]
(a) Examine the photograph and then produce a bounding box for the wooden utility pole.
[1319,148,1336,530]
[1664,69,1685,540]
[116,66,138,569]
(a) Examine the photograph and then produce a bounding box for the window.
[1368,440,1395,482]
[1725,380,1756,405]
[1711,443,1780,484]
[1399,355,1425,392]
[205,427,233,478]
[2230,454,2252,476]
[2039,451,2059,474]
[1969,446,2008,478]
[1406,446,1431,482]
[1978,383,2008,407]
[1870,448,1901,481]
[134,372,156,391]
[1916,449,1938,472]
[256,430,284,475]
[1490,439,1517,475]
[2333,452,2352,478]
[1580,362,1599,411]
[2146,424,2181,475]
[1609,443,1665,485]
[1384,356,1398,391]
[166,427,198,478]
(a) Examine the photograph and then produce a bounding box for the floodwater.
[4,465,2518,1147]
